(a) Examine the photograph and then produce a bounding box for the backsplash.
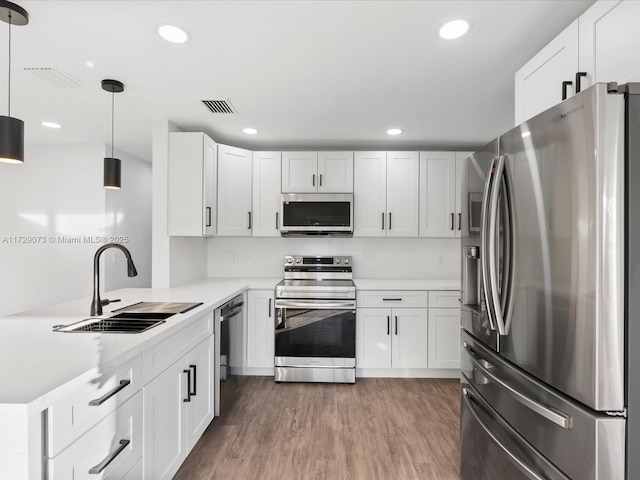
[207,237,461,279]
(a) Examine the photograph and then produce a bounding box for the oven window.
[275,308,356,358]
[282,201,351,227]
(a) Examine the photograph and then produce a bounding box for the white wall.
[0,143,152,317]
[152,119,207,288]
[207,237,461,280]
[104,148,153,292]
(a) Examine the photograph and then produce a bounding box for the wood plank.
[174,377,460,480]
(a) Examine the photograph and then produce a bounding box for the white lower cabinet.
[428,291,461,369]
[143,335,214,480]
[246,289,275,372]
[47,391,143,480]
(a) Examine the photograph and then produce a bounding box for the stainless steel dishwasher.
[216,294,244,415]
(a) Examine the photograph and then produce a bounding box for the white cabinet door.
[217,144,253,237]
[281,152,318,193]
[514,20,579,125]
[354,152,387,237]
[185,336,215,451]
[143,359,188,480]
[252,152,281,237]
[168,132,217,236]
[419,152,456,238]
[455,151,473,238]
[579,0,640,86]
[386,152,419,237]
[317,151,354,193]
[391,308,428,369]
[428,308,461,369]
[357,308,392,368]
[246,290,275,371]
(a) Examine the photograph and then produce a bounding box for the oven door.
[274,299,356,365]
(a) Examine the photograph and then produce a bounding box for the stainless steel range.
[274,255,356,383]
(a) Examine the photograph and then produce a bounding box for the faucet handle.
[101,298,121,307]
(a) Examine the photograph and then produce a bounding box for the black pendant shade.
[102,79,124,189]
[104,157,121,189]
[0,1,29,164]
[0,115,23,163]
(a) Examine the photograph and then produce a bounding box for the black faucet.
[90,243,138,316]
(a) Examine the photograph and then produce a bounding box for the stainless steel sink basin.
[53,316,170,334]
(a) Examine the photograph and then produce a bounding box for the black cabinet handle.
[88,439,130,474]
[206,207,212,227]
[451,213,455,230]
[248,212,252,229]
[88,379,131,406]
[389,212,392,230]
[458,213,462,231]
[275,212,279,230]
[562,81,573,101]
[387,315,390,335]
[395,316,398,335]
[383,298,402,301]
[312,174,316,187]
[319,174,323,186]
[381,212,385,230]
[268,298,272,318]
[189,364,197,396]
[183,370,191,402]
[575,72,587,94]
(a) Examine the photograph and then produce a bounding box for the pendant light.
[102,79,124,189]
[0,1,28,164]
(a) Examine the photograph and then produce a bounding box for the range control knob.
[286,257,293,264]
[344,258,350,265]
[335,258,341,264]
[295,257,302,264]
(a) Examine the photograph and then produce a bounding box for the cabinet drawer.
[357,291,428,308]
[428,290,460,308]
[143,311,214,384]
[47,390,143,480]
[47,354,143,458]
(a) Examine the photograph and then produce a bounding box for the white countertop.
[354,278,460,290]
[0,277,279,406]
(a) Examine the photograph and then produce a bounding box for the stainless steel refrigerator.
[459,82,640,479]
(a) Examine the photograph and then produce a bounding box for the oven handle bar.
[275,299,356,310]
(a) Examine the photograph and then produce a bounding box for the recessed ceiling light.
[243,128,258,135]
[42,121,61,129]
[439,19,470,40]
[387,128,402,136]
[85,60,95,69]
[157,24,190,44]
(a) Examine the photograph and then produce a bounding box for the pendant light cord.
[111,90,115,158]
[7,11,11,116]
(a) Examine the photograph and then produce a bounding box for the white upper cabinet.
[354,152,387,237]
[515,0,640,125]
[168,132,217,237]
[386,152,419,237]
[456,152,473,237]
[579,0,640,86]
[317,151,354,192]
[281,151,353,193]
[252,152,282,237]
[281,151,318,193]
[419,152,457,238]
[217,144,253,237]
[514,20,579,125]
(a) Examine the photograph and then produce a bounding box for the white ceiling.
[3,0,594,161]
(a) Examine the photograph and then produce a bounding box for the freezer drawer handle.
[464,343,572,429]
[88,439,130,475]
[88,379,131,406]
[462,388,569,480]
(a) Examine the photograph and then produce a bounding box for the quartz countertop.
[0,277,279,405]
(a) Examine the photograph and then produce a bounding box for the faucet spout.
[90,243,138,316]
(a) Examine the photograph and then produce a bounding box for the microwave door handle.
[480,157,497,331]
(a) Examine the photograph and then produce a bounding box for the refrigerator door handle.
[480,157,498,331]
[464,342,572,429]
[462,386,570,480]
[500,157,517,334]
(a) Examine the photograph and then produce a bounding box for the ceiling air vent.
[201,99,237,114]
[24,67,82,88]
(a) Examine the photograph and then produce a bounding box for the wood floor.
[174,376,461,480]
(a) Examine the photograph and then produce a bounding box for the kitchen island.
[0,277,277,480]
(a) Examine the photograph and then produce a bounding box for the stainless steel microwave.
[280,193,353,236]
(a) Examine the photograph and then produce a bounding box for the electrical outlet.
[225,252,239,264]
